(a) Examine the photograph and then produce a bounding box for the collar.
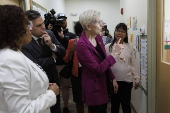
[32,35,39,41]
[63,28,69,33]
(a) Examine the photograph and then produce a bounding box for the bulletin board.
[139,35,148,95]
[30,1,47,18]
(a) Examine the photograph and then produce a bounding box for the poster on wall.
[132,16,137,30]
[164,20,170,49]
[140,36,147,76]
[135,34,140,52]
[139,35,148,94]
[127,17,131,28]
[140,40,147,75]
[31,1,47,18]
[129,34,134,46]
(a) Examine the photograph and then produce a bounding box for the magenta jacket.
[76,32,116,106]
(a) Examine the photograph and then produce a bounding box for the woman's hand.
[134,82,140,90]
[113,79,118,94]
[48,83,59,95]
[111,38,123,57]
[71,39,78,51]
[68,39,78,61]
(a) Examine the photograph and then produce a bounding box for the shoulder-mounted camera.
[44,9,63,32]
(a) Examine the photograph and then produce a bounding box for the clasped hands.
[48,83,59,95]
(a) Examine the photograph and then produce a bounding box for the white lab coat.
[0,48,56,113]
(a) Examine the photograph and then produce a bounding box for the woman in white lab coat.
[0,5,59,113]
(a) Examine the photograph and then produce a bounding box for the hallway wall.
[65,0,120,33]
[165,0,170,20]
[120,0,147,113]
[30,0,65,16]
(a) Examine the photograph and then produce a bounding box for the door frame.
[147,0,156,113]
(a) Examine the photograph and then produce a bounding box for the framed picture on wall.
[30,1,47,18]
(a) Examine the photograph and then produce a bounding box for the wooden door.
[156,0,170,112]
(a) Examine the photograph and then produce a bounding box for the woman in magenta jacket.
[76,9,122,113]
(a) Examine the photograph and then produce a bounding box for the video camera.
[44,9,63,32]
[103,24,109,36]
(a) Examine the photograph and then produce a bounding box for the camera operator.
[44,10,76,49]
[44,10,76,113]
[102,24,113,45]
[55,13,76,48]
[56,13,76,113]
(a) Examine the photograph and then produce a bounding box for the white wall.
[120,0,147,113]
[120,0,147,35]
[65,0,120,33]
[31,0,65,16]
[165,0,170,20]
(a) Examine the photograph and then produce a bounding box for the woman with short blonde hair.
[76,9,122,113]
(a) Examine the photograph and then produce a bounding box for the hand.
[134,82,140,90]
[107,33,112,38]
[113,79,118,94]
[71,39,78,51]
[48,83,59,95]
[52,52,57,59]
[48,24,53,30]
[111,38,123,57]
[41,31,53,47]
[57,28,64,39]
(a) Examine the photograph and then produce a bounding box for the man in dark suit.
[22,10,65,113]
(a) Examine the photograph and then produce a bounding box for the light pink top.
[105,43,140,83]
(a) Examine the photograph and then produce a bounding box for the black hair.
[25,10,41,21]
[109,23,128,52]
[74,21,83,37]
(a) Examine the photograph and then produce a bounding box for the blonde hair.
[79,9,100,30]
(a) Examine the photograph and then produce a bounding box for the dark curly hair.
[0,5,28,51]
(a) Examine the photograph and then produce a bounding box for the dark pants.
[71,67,83,104]
[111,81,133,113]
[88,103,107,113]
[50,94,61,113]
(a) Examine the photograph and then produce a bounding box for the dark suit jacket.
[53,29,76,65]
[22,30,65,85]
[76,32,116,106]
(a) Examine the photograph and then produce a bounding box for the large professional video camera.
[103,24,109,36]
[44,9,63,32]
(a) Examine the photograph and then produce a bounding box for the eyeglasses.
[28,21,33,30]
[95,20,103,24]
[34,22,45,28]
[115,30,126,34]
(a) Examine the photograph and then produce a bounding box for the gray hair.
[79,9,100,30]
